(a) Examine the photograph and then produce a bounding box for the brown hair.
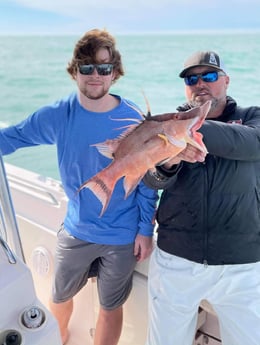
[67,28,124,83]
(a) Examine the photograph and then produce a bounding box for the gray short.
[52,226,136,310]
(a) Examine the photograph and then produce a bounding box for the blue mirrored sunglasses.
[78,64,114,76]
[184,71,226,86]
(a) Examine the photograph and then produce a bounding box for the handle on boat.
[8,176,60,206]
[0,235,16,264]
[0,153,25,261]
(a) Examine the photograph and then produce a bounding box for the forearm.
[143,163,182,190]
[200,120,260,161]
[0,130,19,155]
[136,181,158,235]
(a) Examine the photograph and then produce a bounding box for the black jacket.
[144,97,260,265]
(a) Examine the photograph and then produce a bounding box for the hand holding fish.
[163,143,207,168]
[78,100,211,216]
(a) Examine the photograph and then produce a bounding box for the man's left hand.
[134,234,154,262]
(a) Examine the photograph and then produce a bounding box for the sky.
[0,0,260,35]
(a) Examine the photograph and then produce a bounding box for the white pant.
[146,246,260,345]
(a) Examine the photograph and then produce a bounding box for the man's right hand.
[164,144,207,168]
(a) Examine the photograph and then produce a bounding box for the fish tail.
[78,172,116,217]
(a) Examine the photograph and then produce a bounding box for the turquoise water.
[1,32,260,180]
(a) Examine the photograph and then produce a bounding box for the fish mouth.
[165,100,210,152]
[188,114,203,133]
[189,100,211,130]
[166,114,205,150]
[186,100,211,153]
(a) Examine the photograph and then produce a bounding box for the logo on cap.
[209,53,218,66]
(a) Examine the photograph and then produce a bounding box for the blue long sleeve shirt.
[0,93,158,244]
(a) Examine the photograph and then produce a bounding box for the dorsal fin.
[142,90,152,119]
[123,99,146,120]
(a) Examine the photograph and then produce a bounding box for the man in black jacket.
[144,51,260,345]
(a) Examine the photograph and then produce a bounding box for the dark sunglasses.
[78,64,114,76]
[184,71,226,86]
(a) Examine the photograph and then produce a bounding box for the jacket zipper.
[203,161,209,266]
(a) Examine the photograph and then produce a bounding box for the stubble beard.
[83,89,108,100]
[191,95,218,110]
[79,82,109,100]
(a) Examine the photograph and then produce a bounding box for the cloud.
[12,0,260,19]
[3,0,260,35]
[12,0,175,17]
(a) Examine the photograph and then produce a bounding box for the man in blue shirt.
[0,29,157,345]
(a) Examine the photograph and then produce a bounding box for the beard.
[82,89,107,100]
[191,95,218,110]
[79,83,109,100]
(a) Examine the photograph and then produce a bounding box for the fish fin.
[158,132,187,149]
[157,133,169,144]
[141,90,152,118]
[115,123,141,140]
[109,117,143,124]
[165,133,187,149]
[78,174,115,217]
[123,99,146,120]
[126,90,152,119]
[91,121,142,159]
[123,175,143,198]
[91,142,116,159]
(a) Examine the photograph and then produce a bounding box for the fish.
[79,100,211,216]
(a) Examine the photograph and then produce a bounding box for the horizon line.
[0,28,260,37]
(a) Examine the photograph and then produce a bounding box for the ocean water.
[1,32,260,180]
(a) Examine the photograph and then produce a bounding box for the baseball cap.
[179,51,226,78]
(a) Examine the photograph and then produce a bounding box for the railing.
[0,236,16,264]
[8,175,60,206]
[0,152,25,262]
